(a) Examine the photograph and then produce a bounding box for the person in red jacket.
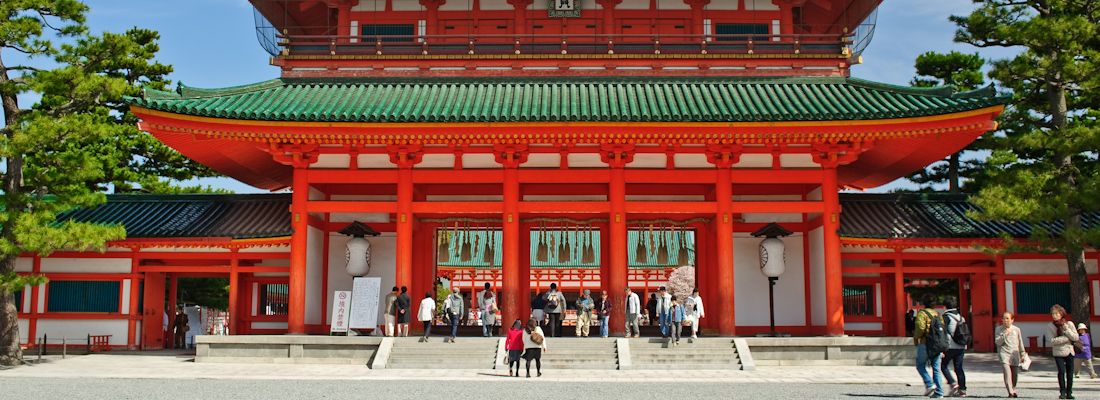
[505,319,525,377]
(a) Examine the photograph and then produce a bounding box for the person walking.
[940,296,968,397]
[996,312,1028,398]
[383,286,399,337]
[645,293,658,327]
[575,289,594,337]
[913,294,946,398]
[505,319,525,377]
[1048,304,1080,399]
[443,290,464,343]
[1074,323,1096,379]
[395,286,411,337]
[624,287,641,338]
[1078,323,1095,380]
[480,289,498,337]
[597,290,612,338]
[656,287,672,338]
[531,294,547,327]
[522,318,547,378]
[417,291,436,342]
[544,283,566,337]
[668,295,684,346]
[684,288,705,340]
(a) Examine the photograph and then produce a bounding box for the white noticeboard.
[349,277,381,330]
[330,291,352,333]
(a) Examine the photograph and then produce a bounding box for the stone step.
[535,362,620,370]
[630,353,738,360]
[631,363,742,370]
[539,355,618,362]
[387,363,492,369]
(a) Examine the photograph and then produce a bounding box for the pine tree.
[953,0,1100,324]
[0,1,212,365]
[905,51,988,192]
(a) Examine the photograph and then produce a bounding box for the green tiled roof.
[57,194,292,239]
[127,77,1007,123]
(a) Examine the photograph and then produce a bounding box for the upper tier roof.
[129,76,1006,123]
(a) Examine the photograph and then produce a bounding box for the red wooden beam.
[625,201,716,214]
[306,201,397,213]
[730,201,822,213]
[519,201,610,214]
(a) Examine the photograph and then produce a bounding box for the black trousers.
[547,313,563,337]
[941,349,966,390]
[1055,354,1075,395]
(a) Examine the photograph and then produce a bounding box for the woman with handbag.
[996,312,1028,398]
[505,319,525,377]
[522,318,548,378]
[480,290,497,337]
[1048,304,1081,399]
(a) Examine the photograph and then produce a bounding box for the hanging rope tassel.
[437,229,451,263]
[558,229,571,263]
[634,229,648,264]
[582,229,595,264]
[536,227,548,262]
[459,225,473,262]
[677,229,691,266]
[656,228,669,265]
[484,229,496,267]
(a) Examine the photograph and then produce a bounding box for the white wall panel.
[40,258,130,273]
[734,233,806,326]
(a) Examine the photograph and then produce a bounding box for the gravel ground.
[0,377,1093,400]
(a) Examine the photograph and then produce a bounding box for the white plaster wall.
[14,257,32,272]
[40,258,130,274]
[252,322,289,330]
[36,284,45,313]
[17,319,28,344]
[306,226,325,325]
[734,234,806,326]
[845,322,883,331]
[1006,259,1099,275]
[809,226,825,326]
[21,284,31,312]
[326,233,397,328]
[121,280,132,314]
[36,320,129,346]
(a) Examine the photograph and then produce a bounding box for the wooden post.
[822,165,845,336]
[603,144,633,336]
[708,146,739,336]
[288,167,309,334]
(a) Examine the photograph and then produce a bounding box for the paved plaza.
[2,351,1099,399]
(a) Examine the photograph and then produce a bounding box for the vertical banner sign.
[349,277,381,330]
[330,291,352,333]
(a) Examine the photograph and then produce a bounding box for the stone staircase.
[386,337,498,369]
[536,337,619,370]
[629,338,744,370]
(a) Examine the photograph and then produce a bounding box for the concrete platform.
[742,336,913,366]
[195,335,383,364]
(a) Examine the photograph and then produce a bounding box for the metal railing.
[273,32,851,58]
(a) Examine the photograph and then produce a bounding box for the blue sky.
[86,0,1018,193]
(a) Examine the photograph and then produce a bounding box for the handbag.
[1020,352,1032,371]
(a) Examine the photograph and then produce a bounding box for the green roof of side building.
[127,77,1008,123]
[56,193,1097,242]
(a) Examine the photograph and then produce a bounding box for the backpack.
[923,309,951,356]
[531,330,544,345]
[546,293,559,310]
[946,310,972,347]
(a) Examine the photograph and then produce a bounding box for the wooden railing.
[276,33,851,57]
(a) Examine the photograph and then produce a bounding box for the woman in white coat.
[481,290,498,337]
[683,288,705,339]
[522,318,548,378]
[417,292,436,342]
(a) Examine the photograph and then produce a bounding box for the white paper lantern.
[345,236,372,277]
[759,237,785,278]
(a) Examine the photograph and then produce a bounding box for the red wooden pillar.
[508,0,533,35]
[684,0,709,36]
[519,222,532,319]
[228,251,240,335]
[707,146,738,336]
[390,146,422,290]
[336,3,352,42]
[597,0,622,35]
[497,146,527,330]
[893,251,906,337]
[603,145,633,335]
[288,166,310,334]
[970,272,994,352]
[822,165,845,336]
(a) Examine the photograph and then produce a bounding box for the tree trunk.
[948,152,960,193]
[0,257,23,366]
[1066,245,1091,325]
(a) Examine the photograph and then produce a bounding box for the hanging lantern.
[339,221,380,277]
[751,223,793,278]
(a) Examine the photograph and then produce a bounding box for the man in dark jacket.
[395,286,411,337]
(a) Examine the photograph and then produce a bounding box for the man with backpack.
[913,294,949,398]
[941,296,969,397]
